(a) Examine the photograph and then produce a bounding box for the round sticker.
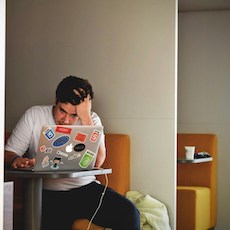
[52,135,70,147]
[74,143,86,152]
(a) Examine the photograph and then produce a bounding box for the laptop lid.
[33,125,103,171]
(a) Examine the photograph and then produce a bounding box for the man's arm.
[5,150,35,169]
[4,150,19,168]
[95,143,106,168]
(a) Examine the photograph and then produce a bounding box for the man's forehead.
[58,103,77,114]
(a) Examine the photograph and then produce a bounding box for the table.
[5,168,112,230]
[177,157,213,163]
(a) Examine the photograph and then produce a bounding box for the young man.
[4,76,140,230]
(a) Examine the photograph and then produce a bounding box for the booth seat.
[177,134,217,230]
[177,186,211,230]
[5,133,130,230]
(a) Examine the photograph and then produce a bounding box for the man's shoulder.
[91,111,103,125]
[24,105,53,118]
[26,105,53,113]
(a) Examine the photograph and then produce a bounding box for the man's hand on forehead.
[72,89,92,125]
[73,88,90,101]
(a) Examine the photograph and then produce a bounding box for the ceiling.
[179,0,230,12]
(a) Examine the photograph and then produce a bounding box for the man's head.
[53,76,94,125]
[55,75,94,105]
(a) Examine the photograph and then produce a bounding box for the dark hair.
[55,76,94,105]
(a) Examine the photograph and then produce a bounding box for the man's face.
[53,102,79,125]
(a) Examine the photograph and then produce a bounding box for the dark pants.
[42,182,140,230]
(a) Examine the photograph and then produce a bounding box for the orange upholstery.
[177,186,211,230]
[97,134,130,196]
[177,134,217,230]
[72,219,104,230]
[5,133,130,230]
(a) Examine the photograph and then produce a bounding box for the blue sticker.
[44,128,55,140]
[52,135,70,147]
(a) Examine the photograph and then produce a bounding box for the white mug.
[185,146,195,160]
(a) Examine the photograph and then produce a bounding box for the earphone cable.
[86,169,109,230]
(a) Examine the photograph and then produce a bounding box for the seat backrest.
[97,134,130,196]
[177,133,217,227]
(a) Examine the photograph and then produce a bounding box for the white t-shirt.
[5,105,105,191]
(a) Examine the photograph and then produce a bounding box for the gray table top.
[5,168,112,178]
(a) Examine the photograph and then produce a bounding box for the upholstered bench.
[177,186,211,230]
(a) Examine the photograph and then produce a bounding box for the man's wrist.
[81,117,94,126]
[9,155,20,168]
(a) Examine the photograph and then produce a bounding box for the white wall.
[0,0,5,229]
[6,0,177,228]
[178,10,230,229]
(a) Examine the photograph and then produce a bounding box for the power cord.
[86,168,109,230]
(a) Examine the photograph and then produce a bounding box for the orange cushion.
[72,219,105,230]
[177,186,211,230]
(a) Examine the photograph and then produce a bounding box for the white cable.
[87,169,109,230]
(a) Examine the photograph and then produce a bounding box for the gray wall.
[178,10,230,229]
[5,0,177,228]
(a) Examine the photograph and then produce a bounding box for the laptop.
[21,125,103,171]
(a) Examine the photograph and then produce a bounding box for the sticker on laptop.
[52,135,70,147]
[79,150,95,168]
[55,126,72,134]
[40,145,47,152]
[57,150,68,157]
[40,145,53,154]
[41,155,50,168]
[90,129,101,142]
[44,147,53,154]
[68,153,81,160]
[74,143,85,152]
[43,127,55,140]
[75,132,88,143]
[50,156,63,170]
